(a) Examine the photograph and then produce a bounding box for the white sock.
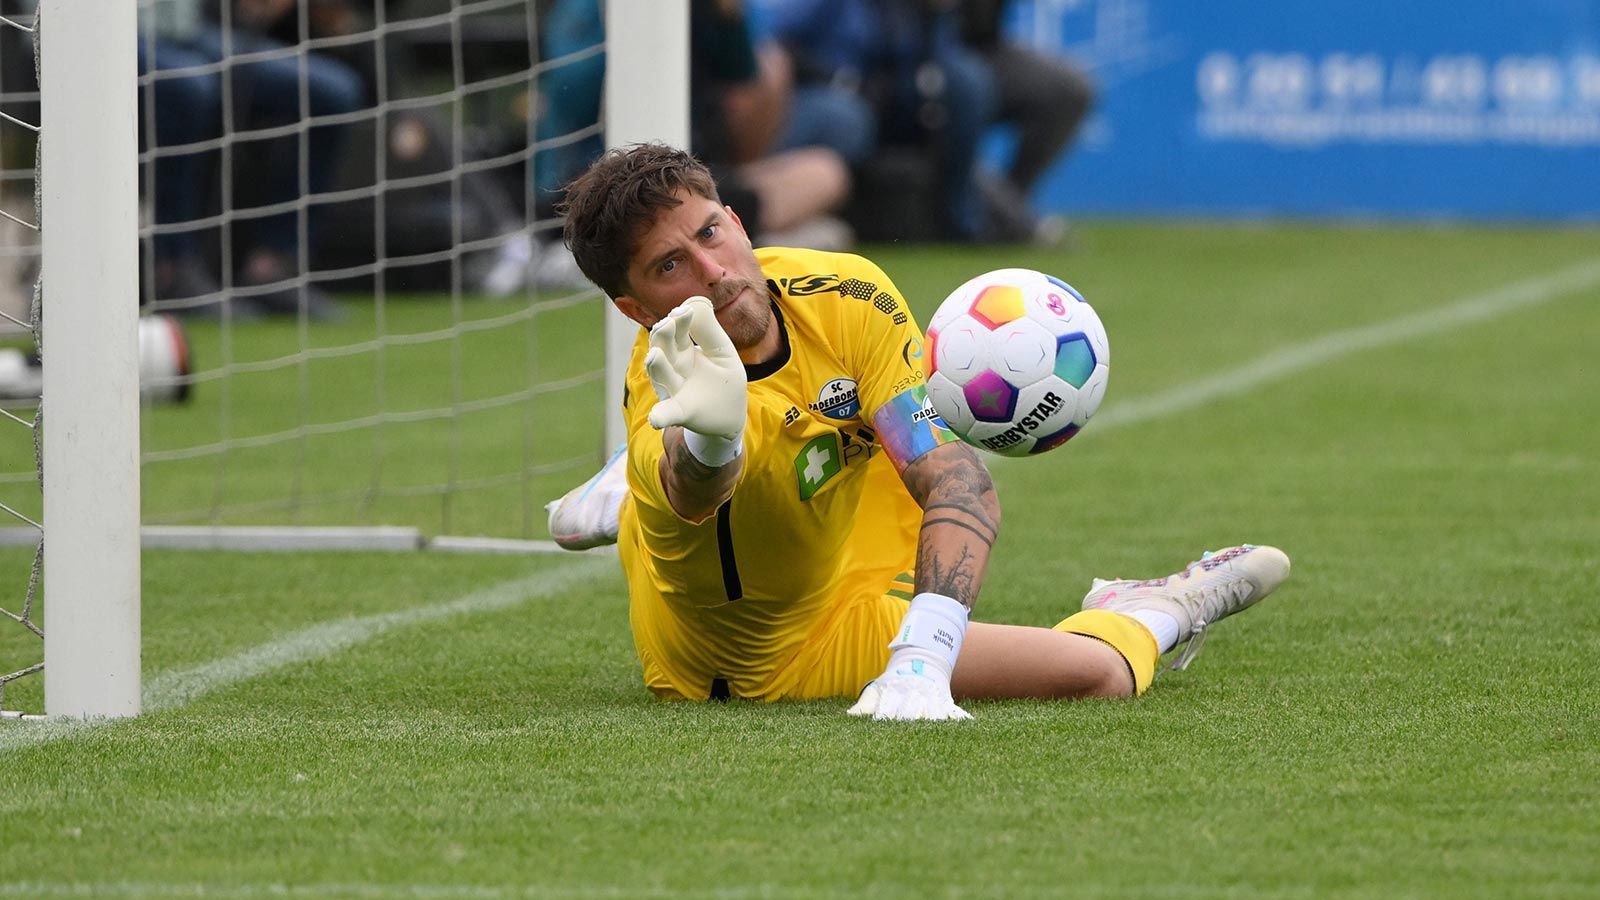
[1128,609,1182,654]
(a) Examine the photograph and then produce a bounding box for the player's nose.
[687,246,726,286]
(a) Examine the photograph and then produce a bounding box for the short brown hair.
[558,143,721,298]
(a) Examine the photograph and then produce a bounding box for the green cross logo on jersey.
[794,434,842,501]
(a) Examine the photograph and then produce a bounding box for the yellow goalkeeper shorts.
[634,589,909,703]
[771,591,910,701]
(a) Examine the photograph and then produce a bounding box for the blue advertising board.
[1006,0,1600,220]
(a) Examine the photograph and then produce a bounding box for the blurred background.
[3,0,1596,316]
[0,0,1594,544]
[1003,0,1600,222]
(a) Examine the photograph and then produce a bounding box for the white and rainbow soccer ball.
[924,268,1109,457]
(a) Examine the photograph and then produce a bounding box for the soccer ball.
[924,268,1109,457]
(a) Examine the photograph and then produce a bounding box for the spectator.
[139,0,364,319]
[751,0,998,241]
[139,0,229,311]
[741,4,877,170]
[532,0,855,262]
[960,0,1095,244]
[531,0,604,223]
[692,0,853,250]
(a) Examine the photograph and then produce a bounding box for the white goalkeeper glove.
[848,592,973,722]
[643,296,748,467]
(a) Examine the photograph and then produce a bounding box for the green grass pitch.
[2,222,1598,898]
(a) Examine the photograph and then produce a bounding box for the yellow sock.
[1054,609,1160,696]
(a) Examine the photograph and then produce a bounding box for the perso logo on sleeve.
[808,377,860,420]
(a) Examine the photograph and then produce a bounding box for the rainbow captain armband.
[872,384,959,473]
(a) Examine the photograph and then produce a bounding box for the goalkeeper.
[550,143,1291,720]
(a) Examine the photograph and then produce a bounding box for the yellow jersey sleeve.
[826,255,959,473]
[827,255,926,417]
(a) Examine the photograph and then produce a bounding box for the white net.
[1,0,616,711]
[0,2,42,714]
[129,0,609,539]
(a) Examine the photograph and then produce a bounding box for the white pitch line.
[1083,256,1600,435]
[0,880,801,899]
[0,555,617,753]
[0,882,805,899]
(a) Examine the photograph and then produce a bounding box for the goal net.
[131,0,610,543]
[0,5,41,717]
[1,0,686,716]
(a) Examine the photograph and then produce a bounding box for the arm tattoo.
[664,429,723,483]
[902,444,1001,611]
[920,504,999,543]
[917,541,982,608]
[920,517,996,545]
[658,427,740,521]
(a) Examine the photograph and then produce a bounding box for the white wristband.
[683,428,744,468]
[889,592,970,671]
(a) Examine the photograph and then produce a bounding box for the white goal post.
[38,0,143,718]
[601,0,688,450]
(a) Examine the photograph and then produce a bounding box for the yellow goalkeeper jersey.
[617,247,958,701]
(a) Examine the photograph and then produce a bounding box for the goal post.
[602,0,688,450]
[38,0,143,718]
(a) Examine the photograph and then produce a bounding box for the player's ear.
[613,295,656,329]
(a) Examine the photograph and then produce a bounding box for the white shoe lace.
[1167,577,1253,671]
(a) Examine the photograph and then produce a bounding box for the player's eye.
[660,258,677,274]
[700,224,717,240]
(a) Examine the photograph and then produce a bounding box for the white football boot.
[1081,544,1291,670]
[545,445,628,550]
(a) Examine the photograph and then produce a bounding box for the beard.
[709,276,772,350]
